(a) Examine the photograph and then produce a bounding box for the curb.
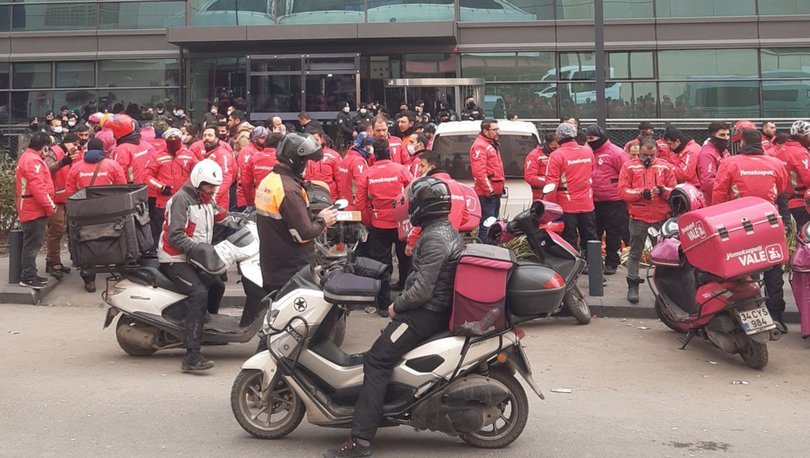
[1,280,59,305]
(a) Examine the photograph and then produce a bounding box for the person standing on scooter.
[545,122,597,254]
[323,176,463,458]
[712,129,791,333]
[618,139,677,303]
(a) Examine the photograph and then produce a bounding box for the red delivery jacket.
[696,142,728,206]
[242,148,278,207]
[618,158,676,223]
[65,150,127,197]
[144,147,198,208]
[337,148,370,208]
[668,140,702,188]
[774,140,810,209]
[712,153,789,206]
[406,171,470,250]
[16,148,56,222]
[304,147,341,201]
[236,142,259,208]
[201,143,236,209]
[544,141,595,213]
[524,145,550,201]
[355,159,413,229]
[591,140,629,202]
[46,144,72,204]
[469,134,505,196]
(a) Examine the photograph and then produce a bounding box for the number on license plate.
[737,306,776,335]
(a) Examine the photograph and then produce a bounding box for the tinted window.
[431,132,538,180]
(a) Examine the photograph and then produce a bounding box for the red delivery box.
[678,196,787,279]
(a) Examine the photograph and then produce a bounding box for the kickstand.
[678,330,695,350]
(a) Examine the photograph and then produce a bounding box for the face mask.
[407,144,416,155]
[360,108,367,115]
[68,121,76,127]
[467,102,475,108]
[167,138,182,154]
[641,156,653,167]
[156,109,164,114]
[342,106,350,113]
[218,133,228,141]
[710,136,729,151]
[175,110,184,117]
[53,126,63,134]
[30,123,38,130]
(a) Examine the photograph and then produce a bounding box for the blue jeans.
[478,195,501,244]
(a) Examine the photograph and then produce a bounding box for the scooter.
[790,190,810,338]
[482,183,591,324]
[648,185,782,370]
[230,212,545,448]
[102,220,268,356]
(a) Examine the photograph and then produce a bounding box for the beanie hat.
[87,137,104,152]
[555,122,578,142]
[251,126,269,141]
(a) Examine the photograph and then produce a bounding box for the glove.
[226,212,249,229]
[161,185,172,196]
[642,189,652,201]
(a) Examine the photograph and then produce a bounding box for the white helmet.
[790,120,810,137]
[190,159,223,188]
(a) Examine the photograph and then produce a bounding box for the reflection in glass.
[250,58,301,73]
[659,81,759,118]
[605,0,652,18]
[97,88,180,113]
[0,63,10,90]
[609,52,654,79]
[403,54,457,78]
[250,74,302,114]
[608,82,657,118]
[282,0,366,24]
[367,0,453,23]
[188,58,247,118]
[305,74,357,112]
[655,0,755,17]
[763,80,810,118]
[462,52,555,81]
[99,60,180,88]
[460,0,553,22]
[56,62,95,88]
[13,63,51,89]
[12,2,97,31]
[11,90,97,123]
[761,48,810,78]
[759,0,810,15]
[485,82,557,119]
[190,0,275,26]
[431,132,539,180]
[658,50,757,79]
[556,0,593,19]
[99,2,185,29]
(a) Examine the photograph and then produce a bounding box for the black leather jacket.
[392,218,463,314]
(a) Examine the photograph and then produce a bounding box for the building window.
[12,2,98,31]
[462,52,556,82]
[556,0,593,19]
[761,48,810,78]
[0,62,9,90]
[658,81,760,118]
[605,0,653,18]
[13,63,51,89]
[758,0,810,15]
[99,2,186,29]
[368,0,453,22]
[460,0,554,22]
[56,62,95,88]
[658,49,757,79]
[608,82,657,118]
[655,0,755,17]
[762,80,810,118]
[608,52,654,79]
[99,59,180,88]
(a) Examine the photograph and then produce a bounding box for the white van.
[430,120,540,219]
[536,66,621,105]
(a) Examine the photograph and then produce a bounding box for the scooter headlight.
[262,308,279,333]
[661,218,679,238]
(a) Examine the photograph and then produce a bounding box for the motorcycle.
[482,183,591,324]
[102,218,268,356]
[790,190,810,338]
[230,211,546,448]
[648,185,783,369]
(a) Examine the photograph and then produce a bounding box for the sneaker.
[322,438,372,458]
[181,352,215,372]
[84,281,96,293]
[604,265,617,276]
[377,308,389,318]
[19,278,47,289]
[774,320,788,334]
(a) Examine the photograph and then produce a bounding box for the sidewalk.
[0,253,801,323]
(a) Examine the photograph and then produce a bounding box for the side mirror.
[529,200,545,219]
[482,216,497,228]
[647,227,660,238]
[542,183,556,195]
[334,199,349,210]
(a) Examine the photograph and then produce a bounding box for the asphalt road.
[2,304,810,457]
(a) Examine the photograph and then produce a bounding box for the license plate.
[737,306,776,335]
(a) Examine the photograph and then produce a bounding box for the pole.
[587,240,604,297]
[594,0,607,127]
[8,228,22,284]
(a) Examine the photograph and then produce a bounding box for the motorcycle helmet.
[110,114,136,140]
[190,159,223,188]
[732,120,757,143]
[407,176,451,227]
[668,183,705,216]
[276,133,324,175]
[790,119,810,137]
[306,180,333,218]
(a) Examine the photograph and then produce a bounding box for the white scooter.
[230,210,544,449]
[102,220,267,356]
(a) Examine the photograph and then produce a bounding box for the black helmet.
[276,132,324,175]
[407,177,451,227]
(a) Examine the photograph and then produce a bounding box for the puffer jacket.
[356,159,413,229]
[143,147,198,208]
[591,140,629,202]
[392,218,463,314]
[16,148,56,222]
[469,134,505,196]
[617,157,676,224]
[158,182,228,263]
[696,142,728,206]
[406,171,470,251]
[112,134,156,186]
[544,140,594,213]
[524,145,550,201]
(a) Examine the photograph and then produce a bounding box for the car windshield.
[431,133,538,179]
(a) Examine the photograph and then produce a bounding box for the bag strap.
[88,161,103,187]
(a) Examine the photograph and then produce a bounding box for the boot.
[626,277,640,304]
[181,350,215,372]
[322,437,372,458]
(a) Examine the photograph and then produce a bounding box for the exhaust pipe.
[116,320,161,351]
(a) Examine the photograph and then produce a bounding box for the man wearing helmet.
[323,176,463,458]
[779,120,810,229]
[159,159,246,372]
[254,133,338,294]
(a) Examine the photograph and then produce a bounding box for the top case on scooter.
[450,245,516,336]
[678,197,787,279]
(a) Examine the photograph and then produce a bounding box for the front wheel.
[739,338,769,370]
[231,369,305,439]
[459,367,529,449]
[563,285,591,324]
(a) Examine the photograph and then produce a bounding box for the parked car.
[430,120,540,218]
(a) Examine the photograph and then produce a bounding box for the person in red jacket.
[405,151,470,255]
[586,125,630,275]
[198,126,235,210]
[761,120,777,150]
[545,122,596,253]
[303,125,341,201]
[65,138,128,292]
[42,133,81,279]
[143,128,198,248]
[524,132,558,201]
[470,119,505,241]
[109,114,156,186]
[622,121,656,155]
[778,120,810,229]
[337,132,374,208]
[618,138,677,303]
[406,132,430,179]
[242,132,281,208]
[356,138,414,301]
[16,132,57,289]
[712,129,791,333]
[235,126,266,210]
[662,127,702,188]
[372,115,407,166]
[696,121,730,206]
[395,111,417,164]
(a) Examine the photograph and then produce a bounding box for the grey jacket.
[393,218,463,314]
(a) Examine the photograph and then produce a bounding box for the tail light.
[543,272,565,289]
[105,279,125,297]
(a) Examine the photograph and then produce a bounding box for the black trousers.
[359,227,410,292]
[561,211,597,254]
[478,195,501,244]
[20,217,47,281]
[763,265,786,321]
[351,307,449,441]
[150,203,165,253]
[595,201,629,268]
[160,262,225,351]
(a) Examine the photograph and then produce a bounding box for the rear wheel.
[739,338,768,370]
[459,367,529,449]
[654,299,685,333]
[563,285,591,324]
[231,369,305,439]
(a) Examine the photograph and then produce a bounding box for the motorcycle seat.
[126,266,184,294]
[420,330,454,345]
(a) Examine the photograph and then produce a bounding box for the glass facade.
[655,0,755,17]
[5,1,183,31]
